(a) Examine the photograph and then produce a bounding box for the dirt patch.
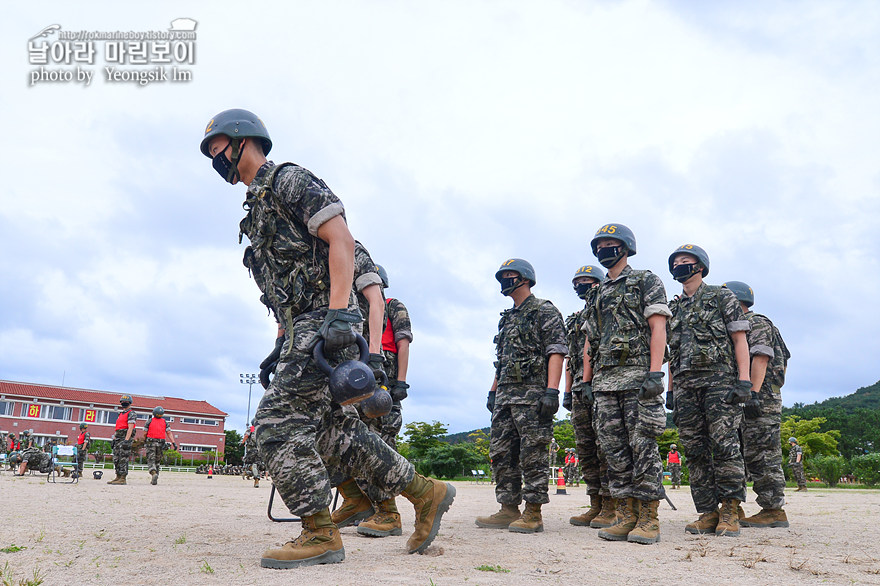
[2,472,880,585]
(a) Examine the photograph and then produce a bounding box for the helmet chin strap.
[227,138,243,183]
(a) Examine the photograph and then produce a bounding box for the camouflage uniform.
[22,448,53,473]
[668,283,750,513]
[548,438,559,468]
[565,307,610,498]
[243,431,265,478]
[243,162,415,517]
[144,417,171,476]
[378,297,413,449]
[741,311,790,509]
[491,294,568,506]
[111,408,137,478]
[75,432,90,474]
[789,444,806,488]
[583,266,671,502]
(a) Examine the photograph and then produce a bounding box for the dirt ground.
[2,471,880,586]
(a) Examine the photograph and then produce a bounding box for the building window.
[179,445,215,453]
[45,406,72,421]
[180,417,218,426]
[79,409,119,425]
[0,400,13,416]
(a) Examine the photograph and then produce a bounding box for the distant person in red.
[667,444,682,489]
[108,395,137,485]
[144,407,177,486]
[75,423,91,476]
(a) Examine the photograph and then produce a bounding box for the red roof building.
[0,380,227,460]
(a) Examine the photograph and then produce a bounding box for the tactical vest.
[494,296,550,386]
[115,409,132,431]
[77,432,87,446]
[750,312,791,390]
[587,270,653,370]
[668,284,735,373]
[564,307,588,378]
[382,298,397,353]
[239,163,337,328]
[668,450,680,464]
[146,417,167,439]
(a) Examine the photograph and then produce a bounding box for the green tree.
[403,421,448,458]
[552,420,575,450]
[90,439,112,464]
[781,415,841,459]
[162,449,181,466]
[224,429,244,465]
[809,455,847,488]
[468,429,490,464]
[851,453,880,487]
[422,443,484,479]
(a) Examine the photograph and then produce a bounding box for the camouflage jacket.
[243,432,262,464]
[582,265,671,375]
[789,444,803,465]
[385,297,413,346]
[494,294,568,405]
[353,240,383,343]
[564,305,588,383]
[239,162,356,329]
[745,311,790,391]
[668,283,750,376]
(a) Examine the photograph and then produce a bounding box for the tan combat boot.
[108,475,127,485]
[401,473,456,554]
[254,478,260,488]
[331,479,374,528]
[740,508,789,528]
[357,498,402,537]
[685,508,719,534]
[260,509,344,569]
[627,500,660,544]
[150,472,158,486]
[570,494,603,526]
[737,503,745,521]
[796,486,808,492]
[590,497,619,528]
[475,504,521,529]
[509,502,544,533]
[598,498,640,541]
[106,475,121,484]
[715,499,741,537]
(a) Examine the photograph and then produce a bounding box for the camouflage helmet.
[199,109,272,158]
[590,223,637,257]
[572,264,605,284]
[152,406,165,418]
[670,443,677,449]
[668,244,710,277]
[21,429,30,436]
[789,437,798,444]
[375,264,389,289]
[495,258,536,286]
[722,280,754,307]
[79,422,88,429]
[119,394,133,406]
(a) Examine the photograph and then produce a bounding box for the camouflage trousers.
[112,431,131,477]
[76,445,87,473]
[594,390,664,501]
[571,391,610,496]
[490,403,553,505]
[669,463,682,485]
[145,439,164,475]
[741,388,786,509]
[549,451,558,468]
[255,310,415,517]
[790,462,807,488]
[23,450,52,473]
[674,372,746,513]
[356,401,404,503]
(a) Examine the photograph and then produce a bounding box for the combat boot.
[331,479,374,528]
[598,497,640,541]
[796,486,808,492]
[685,509,719,534]
[570,494,602,526]
[737,503,745,521]
[106,474,121,484]
[475,504,521,529]
[254,478,260,488]
[150,472,158,486]
[108,475,127,485]
[740,508,789,528]
[357,498,402,537]
[509,502,544,534]
[590,497,619,528]
[627,499,660,544]
[401,473,456,554]
[260,508,344,569]
[715,499,741,537]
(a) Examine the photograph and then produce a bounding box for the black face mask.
[499,276,523,296]
[596,245,625,268]
[212,139,241,184]
[672,263,701,283]
[574,282,594,299]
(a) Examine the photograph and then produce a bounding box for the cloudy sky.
[2,1,878,436]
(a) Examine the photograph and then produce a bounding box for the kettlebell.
[360,371,393,419]
[313,334,376,405]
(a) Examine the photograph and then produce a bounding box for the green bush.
[809,455,846,487]
[850,453,880,487]
[421,443,483,479]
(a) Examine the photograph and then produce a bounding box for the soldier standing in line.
[723,281,792,528]
[108,395,137,485]
[75,423,90,476]
[144,407,177,486]
[242,422,265,488]
[666,444,681,489]
[789,438,807,491]
[475,259,567,534]
[548,437,560,469]
[201,109,454,568]
[563,265,613,527]
[667,245,752,537]
[581,224,671,545]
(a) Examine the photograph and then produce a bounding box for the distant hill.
[787,380,880,412]
[444,427,490,444]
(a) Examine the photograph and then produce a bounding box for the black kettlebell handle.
[313,333,370,376]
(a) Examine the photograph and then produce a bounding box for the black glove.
[743,391,762,419]
[638,371,665,400]
[315,308,362,352]
[666,389,674,411]
[368,353,387,381]
[579,381,594,405]
[538,388,560,420]
[487,391,496,413]
[390,381,409,402]
[122,439,133,449]
[259,335,285,389]
[723,380,753,405]
[562,392,572,411]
